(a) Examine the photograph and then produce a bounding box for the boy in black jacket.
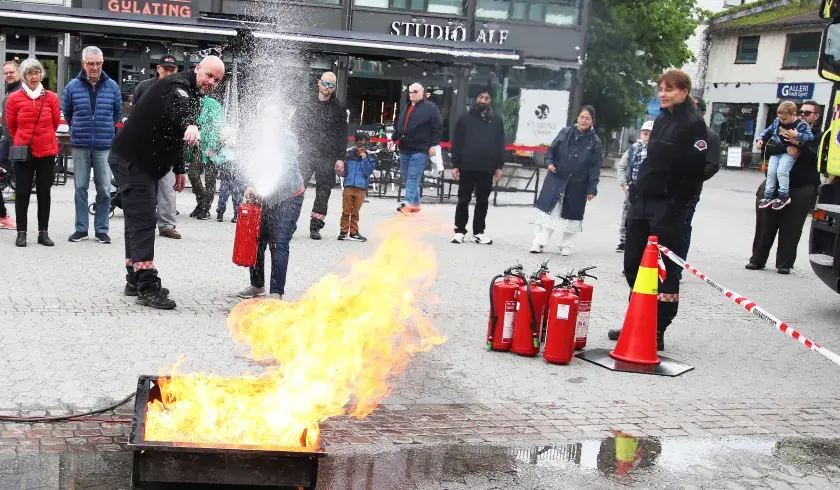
[450,87,505,244]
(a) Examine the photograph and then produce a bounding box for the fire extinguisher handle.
[578,265,598,280]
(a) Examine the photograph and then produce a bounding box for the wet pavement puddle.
[1,434,839,489]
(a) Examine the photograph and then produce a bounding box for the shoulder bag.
[9,93,46,164]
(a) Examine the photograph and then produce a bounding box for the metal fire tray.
[128,375,326,488]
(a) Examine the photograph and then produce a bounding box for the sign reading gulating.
[514,89,570,147]
[107,0,193,18]
[390,21,509,45]
[776,83,815,99]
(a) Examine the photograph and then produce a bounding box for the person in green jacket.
[187,95,224,220]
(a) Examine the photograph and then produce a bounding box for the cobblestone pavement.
[2,169,840,442]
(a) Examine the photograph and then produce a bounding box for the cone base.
[575,348,695,377]
[609,350,661,366]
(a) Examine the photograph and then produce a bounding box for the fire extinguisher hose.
[526,280,538,348]
[487,274,504,348]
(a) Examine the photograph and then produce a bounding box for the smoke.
[222,1,313,197]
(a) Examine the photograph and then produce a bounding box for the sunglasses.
[320,80,336,89]
[798,110,815,116]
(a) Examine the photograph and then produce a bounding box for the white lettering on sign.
[390,21,508,45]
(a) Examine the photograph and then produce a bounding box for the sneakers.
[95,232,111,244]
[15,231,25,247]
[616,243,625,252]
[124,283,169,297]
[0,215,16,230]
[771,197,791,211]
[231,215,237,224]
[189,206,200,218]
[745,262,765,270]
[217,212,224,222]
[196,211,211,220]
[68,231,88,242]
[347,233,367,242]
[758,198,774,209]
[136,288,176,310]
[560,247,572,256]
[237,285,266,299]
[472,234,493,245]
[529,243,543,254]
[451,232,465,244]
[337,232,348,241]
[159,228,181,239]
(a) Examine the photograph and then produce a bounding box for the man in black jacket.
[110,56,224,309]
[389,83,443,214]
[746,100,822,275]
[297,71,347,240]
[0,60,21,230]
[133,54,178,105]
[450,87,504,245]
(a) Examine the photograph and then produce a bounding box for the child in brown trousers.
[338,132,376,242]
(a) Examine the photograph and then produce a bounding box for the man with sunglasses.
[389,82,442,214]
[297,72,347,240]
[746,100,822,275]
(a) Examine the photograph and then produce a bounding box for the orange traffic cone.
[610,235,661,365]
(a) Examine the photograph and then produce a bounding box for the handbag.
[9,93,46,163]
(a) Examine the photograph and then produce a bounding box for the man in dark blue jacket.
[390,82,442,214]
[63,46,122,244]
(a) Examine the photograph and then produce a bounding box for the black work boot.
[189,205,200,218]
[607,329,621,341]
[124,282,169,297]
[136,287,176,310]
[309,218,324,240]
[37,231,54,247]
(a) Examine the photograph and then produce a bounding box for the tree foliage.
[583,0,704,139]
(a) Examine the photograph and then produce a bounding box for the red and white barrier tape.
[655,243,840,367]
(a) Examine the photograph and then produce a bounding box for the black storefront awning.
[0,4,236,41]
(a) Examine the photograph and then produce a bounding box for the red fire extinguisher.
[543,278,580,364]
[487,264,525,352]
[573,266,597,350]
[537,260,554,341]
[232,202,263,267]
[511,272,548,357]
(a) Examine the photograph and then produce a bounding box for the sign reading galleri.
[514,89,570,147]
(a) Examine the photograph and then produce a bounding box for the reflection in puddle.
[0,435,838,489]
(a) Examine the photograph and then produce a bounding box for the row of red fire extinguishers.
[487,261,596,365]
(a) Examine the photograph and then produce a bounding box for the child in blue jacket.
[338,132,376,242]
[756,100,814,210]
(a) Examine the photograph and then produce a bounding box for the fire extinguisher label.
[503,301,516,341]
[576,302,591,339]
[555,304,570,320]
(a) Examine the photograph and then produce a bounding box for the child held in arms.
[338,131,376,242]
[755,101,813,211]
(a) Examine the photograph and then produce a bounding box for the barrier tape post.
[654,242,840,367]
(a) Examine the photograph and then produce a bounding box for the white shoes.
[560,247,572,256]
[472,234,493,245]
[451,233,465,244]
[529,243,544,254]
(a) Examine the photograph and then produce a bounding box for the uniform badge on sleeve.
[177,89,189,98]
[694,140,708,151]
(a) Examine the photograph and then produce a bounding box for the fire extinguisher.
[536,260,554,342]
[511,270,548,357]
[543,277,580,365]
[573,266,597,350]
[486,264,525,352]
[232,201,263,267]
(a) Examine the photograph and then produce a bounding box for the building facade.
[701,1,828,165]
[0,0,590,145]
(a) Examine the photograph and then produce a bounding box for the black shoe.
[189,206,200,218]
[95,232,111,244]
[37,231,54,247]
[15,231,25,247]
[68,231,88,242]
[777,267,791,275]
[136,289,176,310]
[197,212,211,220]
[657,331,665,351]
[616,243,625,252]
[348,233,367,242]
[607,329,621,341]
[337,232,348,241]
[310,229,322,240]
[217,212,224,222]
[124,283,170,297]
[231,216,237,223]
[745,262,765,270]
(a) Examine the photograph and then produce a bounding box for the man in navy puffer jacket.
[62,46,122,244]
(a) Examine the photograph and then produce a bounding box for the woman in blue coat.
[530,106,602,255]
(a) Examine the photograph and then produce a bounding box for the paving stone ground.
[2,168,840,444]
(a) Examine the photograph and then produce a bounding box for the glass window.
[478,0,579,26]
[735,36,759,64]
[783,32,822,68]
[427,0,460,14]
[544,1,578,25]
[711,103,758,151]
[306,0,340,3]
[476,0,508,19]
[5,33,29,52]
[391,0,424,10]
[354,0,388,6]
[511,2,528,20]
[35,36,59,54]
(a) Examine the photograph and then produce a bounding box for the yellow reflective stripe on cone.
[632,266,658,295]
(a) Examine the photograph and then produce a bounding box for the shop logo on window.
[535,104,550,120]
[107,0,193,18]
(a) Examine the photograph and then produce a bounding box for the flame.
[143,218,446,449]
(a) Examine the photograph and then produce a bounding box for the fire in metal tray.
[143,218,446,449]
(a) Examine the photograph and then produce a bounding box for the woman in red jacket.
[6,58,61,247]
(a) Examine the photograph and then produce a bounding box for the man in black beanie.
[450,86,505,244]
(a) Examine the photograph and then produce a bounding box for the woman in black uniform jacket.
[609,69,709,350]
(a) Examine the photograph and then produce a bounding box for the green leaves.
[583,0,702,137]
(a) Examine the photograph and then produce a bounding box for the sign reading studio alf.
[391,22,509,45]
[515,89,570,147]
[107,0,192,18]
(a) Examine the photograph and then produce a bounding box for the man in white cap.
[615,120,653,253]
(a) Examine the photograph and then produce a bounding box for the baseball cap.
[641,120,654,131]
[159,55,177,68]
